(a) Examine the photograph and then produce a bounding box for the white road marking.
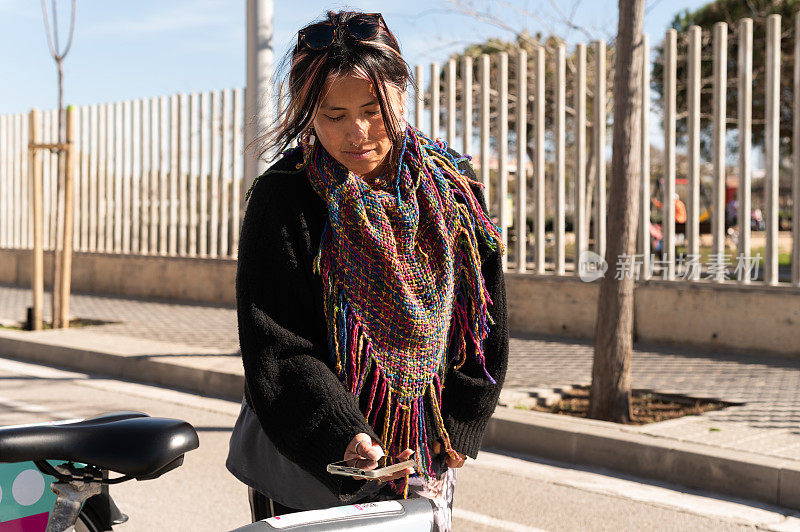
[471,450,800,531]
[0,357,87,379]
[0,357,240,416]
[0,396,79,421]
[454,508,547,531]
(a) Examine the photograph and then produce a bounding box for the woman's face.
[312,73,395,183]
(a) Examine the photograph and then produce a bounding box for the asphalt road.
[1,356,799,531]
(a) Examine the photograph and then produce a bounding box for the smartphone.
[326,456,416,479]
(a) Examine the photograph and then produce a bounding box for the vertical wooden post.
[446,58,456,147]
[739,19,753,284]
[534,45,546,274]
[122,100,132,254]
[663,29,677,280]
[1,116,6,248]
[594,40,607,259]
[79,106,89,252]
[430,63,440,140]
[480,55,491,207]
[462,55,473,157]
[639,34,651,280]
[22,114,30,250]
[113,101,123,254]
[178,93,189,256]
[169,94,179,256]
[52,109,64,328]
[88,105,99,253]
[49,111,59,252]
[575,43,587,269]
[764,15,780,285]
[199,92,209,258]
[96,104,107,253]
[159,96,169,256]
[498,52,509,271]
[102,104,112,253]
[232,87,243,259]
[793,15,800,287]
[15,115,25,249]
[131,100,141,254]
[59,106,76,328]
[140,99,150,255]
[29,109,43,331]
[209,91,221,259]
[1,117,7,248]
[148,97,159,254]
[555,43,566,275]
[712,22,728,283]
[134,99,150,255]
[516,49,528,273]
[687,26,701,279]
[220,89,232,258]
[188,93,199,257]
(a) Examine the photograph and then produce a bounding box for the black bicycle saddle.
[0,411,199,479]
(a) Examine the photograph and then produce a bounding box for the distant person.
[674,193,687,225]
[752,208,764,231]
[726,198,738,228]
[225,10,509,530]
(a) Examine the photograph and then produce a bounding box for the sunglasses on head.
[298,13,385,50]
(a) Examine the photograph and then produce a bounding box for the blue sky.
[0,0,709,115]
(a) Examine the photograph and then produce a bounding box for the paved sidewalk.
[2,282,800,508]
[2,282,799,462]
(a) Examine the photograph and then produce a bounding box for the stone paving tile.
[2,283,800,461]
[0,283,239,352]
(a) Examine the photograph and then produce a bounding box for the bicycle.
[230,498,439,531]
[1,412,438,531]
[0,411,199,532]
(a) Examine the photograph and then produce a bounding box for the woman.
[226,10,508,529]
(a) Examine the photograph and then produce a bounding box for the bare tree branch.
[546,0,597,41]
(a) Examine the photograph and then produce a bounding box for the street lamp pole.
[244,0,274,205]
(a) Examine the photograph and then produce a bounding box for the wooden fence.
[1,89,244,259]
[1,15,798,287]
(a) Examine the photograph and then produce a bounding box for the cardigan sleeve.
[236,165,384,501]
[440,151,510,459]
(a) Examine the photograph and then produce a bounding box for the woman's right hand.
[345,433,415,482]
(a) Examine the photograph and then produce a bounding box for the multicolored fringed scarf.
[299,124,504,497]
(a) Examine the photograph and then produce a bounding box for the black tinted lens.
[302,23,334,49]
[346,16,380,40]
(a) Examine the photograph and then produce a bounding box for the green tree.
[651,0,799,158]
[428,32,615,222]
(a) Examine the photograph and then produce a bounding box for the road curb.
[0,329,243,400]
[1,328,797,511]
[483,407,800,511]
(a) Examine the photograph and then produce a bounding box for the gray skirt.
[225,398,457,529]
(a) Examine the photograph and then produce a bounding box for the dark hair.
[247,10,414,171]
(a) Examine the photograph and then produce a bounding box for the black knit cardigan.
[236,145,508,503]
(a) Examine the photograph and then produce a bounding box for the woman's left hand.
[431,441,466,468]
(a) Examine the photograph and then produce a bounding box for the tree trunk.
[588,0,645,422]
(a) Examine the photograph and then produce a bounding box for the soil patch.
[523,384,734,425]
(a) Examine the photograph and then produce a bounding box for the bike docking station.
[230,498,438,531]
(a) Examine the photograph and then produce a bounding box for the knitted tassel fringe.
[313,220,498,498]
[309,129,505,498]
